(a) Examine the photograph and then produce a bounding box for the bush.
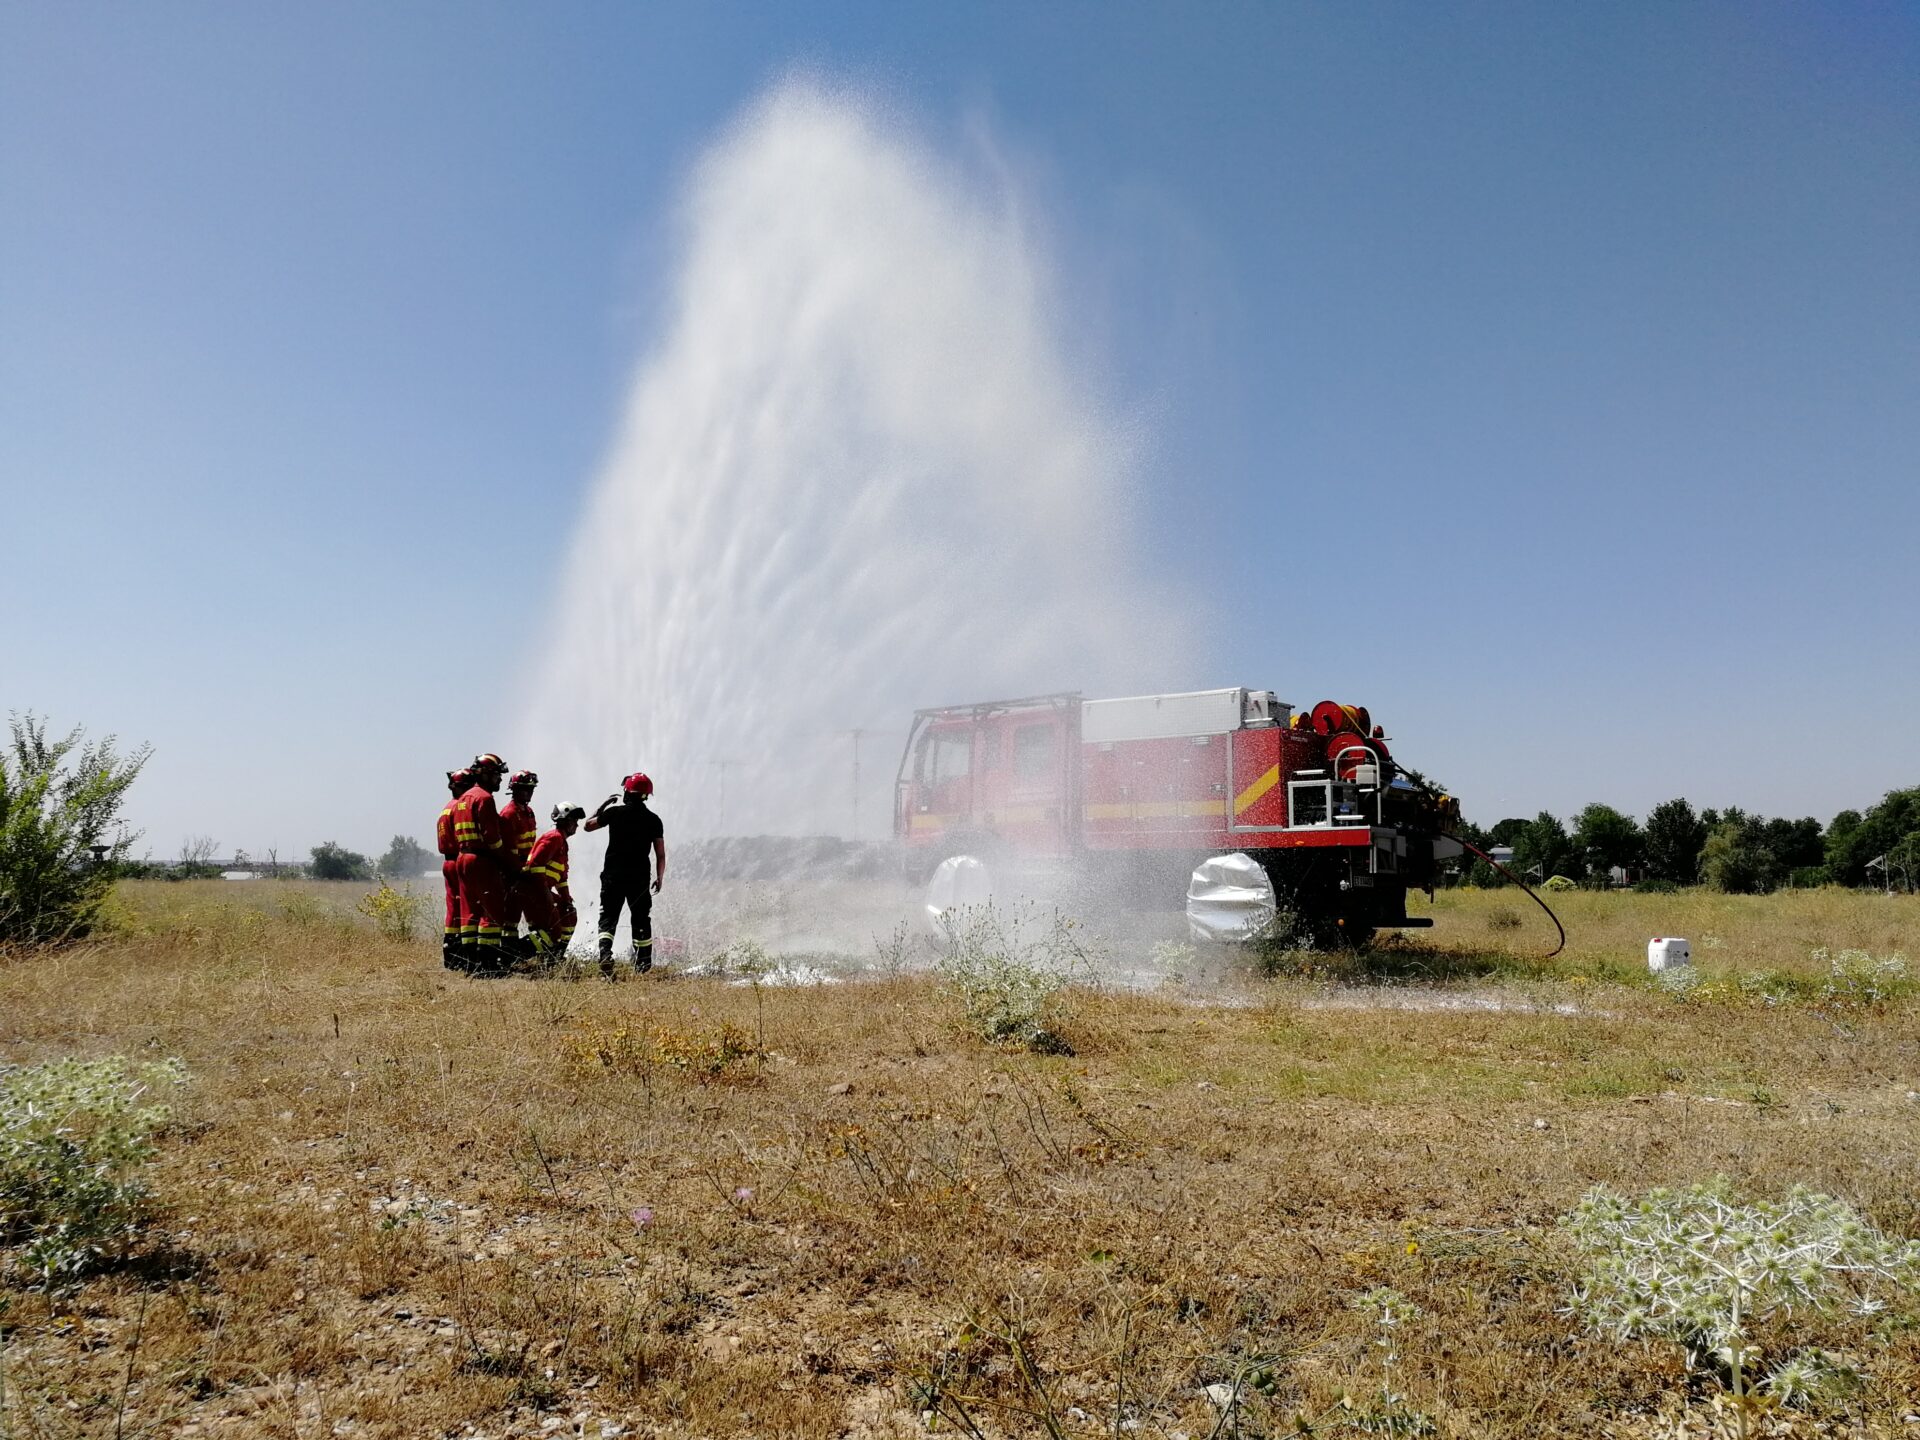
[0,714,150,946]
[1,1055,186,1287]
[934,903,1093,1052]
[356,881,425,943]
[1631,878,1679,894]
[310,841,372,882]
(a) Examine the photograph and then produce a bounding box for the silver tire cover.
[1187,852,1277,942]
[926,854,994,931]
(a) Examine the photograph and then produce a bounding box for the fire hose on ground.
[1443,834,1567,959]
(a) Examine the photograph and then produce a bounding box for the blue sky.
[5,2,1917,858]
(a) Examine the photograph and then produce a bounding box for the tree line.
[117,835,433,883]
[1458,786,1920,894]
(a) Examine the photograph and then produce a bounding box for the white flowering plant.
[1562,1181,1920,1437]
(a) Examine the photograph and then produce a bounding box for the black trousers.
[597,872,652,954]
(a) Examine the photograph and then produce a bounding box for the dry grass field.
[2,879,1917,1439]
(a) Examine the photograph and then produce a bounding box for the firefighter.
[522,803,585,959]
[584,772,666,979]
[452,752,516,975]
[436,768,472,971]
[498,769,541,958]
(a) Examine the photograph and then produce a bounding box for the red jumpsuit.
[521,828,576,952]
[499,798,541,935]
[436,795,463,952]
[452,784,513,963]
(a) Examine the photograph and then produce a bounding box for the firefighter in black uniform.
[584,772,666,978]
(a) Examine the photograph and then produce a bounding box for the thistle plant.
[1562,1181,1920,1437]
[1,1055,187,1287]
[1345,1287,1432,1435]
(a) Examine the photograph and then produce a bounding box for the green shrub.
[935,903,1093,1052]
[1,1055,187,1287]
[356,881,426,943]
[1631,878,1679,894]
[1540,874,1577,892]
[0,714,150,946]
[310,841,372,882]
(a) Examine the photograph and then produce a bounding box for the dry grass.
[0,879,1916,1438]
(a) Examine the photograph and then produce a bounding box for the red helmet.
[622,772,653,798]
[447,768,472,793]
[472,752,506,776]
[509,769,538,789]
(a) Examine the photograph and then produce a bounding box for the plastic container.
[1647,937,1691,973]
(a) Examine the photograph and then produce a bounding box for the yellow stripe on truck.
[1233,764,1280,816]
[1085,801,1227,820]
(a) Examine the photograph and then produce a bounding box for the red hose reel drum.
[1308,700,1348,735]
[1308,700,1374,738]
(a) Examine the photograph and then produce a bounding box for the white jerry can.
[1647,937,1691,973]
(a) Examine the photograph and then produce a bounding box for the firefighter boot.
[442,936,463,971]
[597,935,616,981]
[632,943,652,976]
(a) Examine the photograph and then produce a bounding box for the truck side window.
[933,731,973,784]
[1013,724,1054,781]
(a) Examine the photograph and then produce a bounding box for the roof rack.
[911,691,1082,721]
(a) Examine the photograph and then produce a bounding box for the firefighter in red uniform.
[436,768,472,971]
[498,770,541,958]
[584,772,666,979]
[452,753,516,974]
[521,804,585,958]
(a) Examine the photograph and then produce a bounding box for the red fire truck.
[893,688,1462,944]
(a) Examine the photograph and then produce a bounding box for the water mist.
[523,80,1188,842]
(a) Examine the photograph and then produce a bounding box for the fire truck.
[893,688,1463,944]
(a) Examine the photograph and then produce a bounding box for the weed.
[1657,947,1915,1012]
[934,903,1094,1051]
[566,1017,762,1083]
[873,919,918,977]
[355,880,424,943]
[1815,947,1912,1009]
[705,937,772,977]
[1342,1286,1434,1435]
[1484,906,1521,932]
[1563,1180,1920,1438]
[1,1054,187,1287]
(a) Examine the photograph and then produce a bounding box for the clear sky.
[5,2,1917,859]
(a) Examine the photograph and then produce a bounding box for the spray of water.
[523,79,1190,840]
